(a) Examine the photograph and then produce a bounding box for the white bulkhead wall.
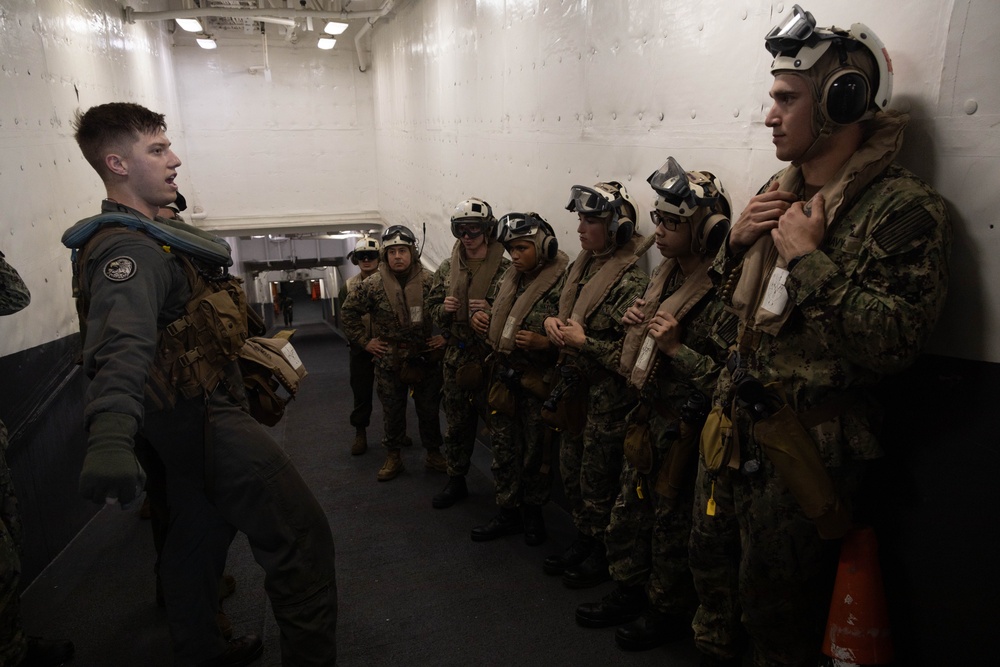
[371,0,1000,362]
[0,0,998,365]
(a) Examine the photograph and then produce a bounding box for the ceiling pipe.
[355,0,395,73]
[123,6,386,24]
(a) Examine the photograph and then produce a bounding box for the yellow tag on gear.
[706,481,717,516]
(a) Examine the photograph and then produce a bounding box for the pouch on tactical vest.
[752,403,852,540]
[487,380,516,417]
[238,336,308,426]
[699,404,736,474]
[623,404,654,475]
[455,362,484,391]
[519,367,551,401]
[654,420,700,507]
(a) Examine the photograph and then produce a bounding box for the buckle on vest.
[166,317,191,337]
[179,348,204,368]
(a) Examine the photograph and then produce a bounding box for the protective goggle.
[454,223,485,239]
[764,4,817,57]
[565,185,621,219]
[649,210,689,231]
[381,225,416,246]
[354,251,379,262]
[647,157,718,213]
[497,212,549,244]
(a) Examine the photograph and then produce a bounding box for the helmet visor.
[382,225,416,246]
[765,4,816,56]
[354,251,379,262]
[647,157,693,202]
[565,186,619,217]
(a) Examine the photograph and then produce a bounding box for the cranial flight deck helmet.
[496,212,559,265]
[565,181,639,248]
[450,197,497,239]
[765,5,892,162]
[348,235,381,265]
[647,157,732,255]
[381,224,419,259]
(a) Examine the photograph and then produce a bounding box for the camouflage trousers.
[348,345,375,429]
[558,403,630,539]
[605,412,697,616]
[488,387,555,509]
[375,363,443,450]
[440,355,488,476]
[0,423,26,667]
[689,457,863,666]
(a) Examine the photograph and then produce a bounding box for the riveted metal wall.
[0,0,184,358]
[369,0,1000,363]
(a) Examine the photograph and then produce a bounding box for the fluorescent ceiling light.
[317,37,336,50]
[323,21,348,35]
[175,18,203,33]
[196,36,218,49]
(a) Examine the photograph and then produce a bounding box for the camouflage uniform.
[427,252,508,477]
[0,251,29,666]
[339,274,376,431]
[690,153,951,664]
[605,271,737,618]
[487,272,564,509]
[342,269,443,451]
[553,257,648,539]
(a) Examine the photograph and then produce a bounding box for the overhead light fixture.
[196,35,218,50]
[175,18,203,33]
[323,21,348,35]
[317,37,336,50]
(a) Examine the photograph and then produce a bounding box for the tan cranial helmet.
[565,181,639,247]
[348,235,381,265]
[765,5,892,162]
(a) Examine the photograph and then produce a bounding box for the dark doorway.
[275,280,323,327]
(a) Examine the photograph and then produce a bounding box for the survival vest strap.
[237,334,308,426]
[69,226,251,411]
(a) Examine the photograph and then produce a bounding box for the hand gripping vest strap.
[62,212,233,267]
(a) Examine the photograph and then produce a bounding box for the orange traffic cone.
[822,526,894,665]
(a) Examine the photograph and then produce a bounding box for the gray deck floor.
[20,322,701,667]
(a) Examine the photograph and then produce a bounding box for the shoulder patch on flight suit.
[104,256,137,282]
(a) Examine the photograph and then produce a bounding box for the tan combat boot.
[424,448,447,472]
[351,427,367,456]
[377,449,403,481]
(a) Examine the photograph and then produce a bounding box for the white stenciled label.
[636,335,656,371]
[502,316,516,340]
[280,342,304,370]
[410,306,422,323]
[761,266,790,315]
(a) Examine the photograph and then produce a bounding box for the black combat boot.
[432,475,468,508]
[521,504,547,546]
[575,583,647,628]
[615,608,692,651]
[542,532,594,575]
[562,541,611,589]
[470,507,523,541]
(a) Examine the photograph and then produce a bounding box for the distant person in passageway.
[341,224,447,482]
[427,198,509,510]
[66,102,337,667]
[339,235,382,456]
[281,293,294,327]
[0,250,75,667]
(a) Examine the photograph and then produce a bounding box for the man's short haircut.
[72,103,167,181]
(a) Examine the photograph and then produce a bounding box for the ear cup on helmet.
[822,68,871,125]
[694,213,731,255]
[613,217,635,247]
[540,233,558,260]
